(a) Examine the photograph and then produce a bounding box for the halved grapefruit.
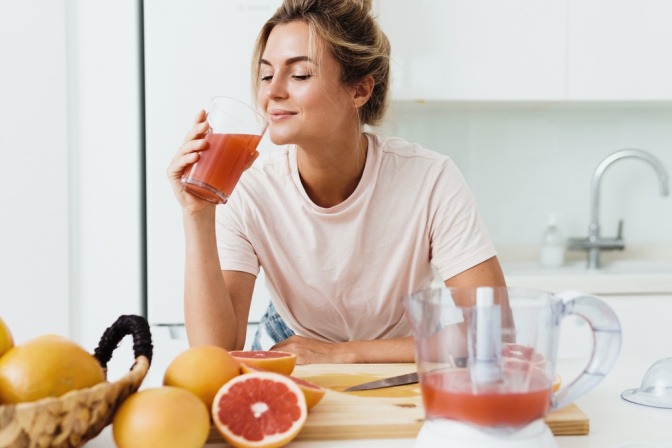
[290,376,326,410]
[230,350,296,375]
[240,364,326,410]
[212,371,307,448]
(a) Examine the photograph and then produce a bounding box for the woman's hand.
[167,109,261,214]
[167,110,214,214]
[271,336,355,364]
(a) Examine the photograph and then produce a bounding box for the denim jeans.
[251,301,295,350]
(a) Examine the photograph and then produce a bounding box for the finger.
[193,109,207,124]
[166,151,200,181]
[178,138,208,156]
[183,120,210,143]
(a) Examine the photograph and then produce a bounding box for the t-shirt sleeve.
[215,196,260,276]
[428,160,497,281]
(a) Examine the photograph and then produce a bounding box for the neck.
[297,133,368,208]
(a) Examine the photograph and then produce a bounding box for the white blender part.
[413,287,558,448]
[415,419,556,448]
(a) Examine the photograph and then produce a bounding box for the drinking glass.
[181,96,268,204]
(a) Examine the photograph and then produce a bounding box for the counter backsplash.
[377,102,672,248]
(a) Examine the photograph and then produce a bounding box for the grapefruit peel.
[230,350,297,376]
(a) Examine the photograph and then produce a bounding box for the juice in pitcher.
[421,367,552,429]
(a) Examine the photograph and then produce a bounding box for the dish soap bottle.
[540,213,565,268]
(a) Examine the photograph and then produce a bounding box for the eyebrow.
[260,56,313,67]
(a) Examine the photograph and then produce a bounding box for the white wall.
[383,102,672,250]
[0,0,70,344]
[0,0,143,351]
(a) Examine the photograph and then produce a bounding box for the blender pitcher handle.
[552,293,622,410]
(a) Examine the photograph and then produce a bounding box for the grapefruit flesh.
[240,363,326,410]
[212,371,307,448]
[230,350,296,375]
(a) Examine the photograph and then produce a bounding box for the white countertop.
[84,355,672,448]
[502,259,672,294]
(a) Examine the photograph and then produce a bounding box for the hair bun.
[355,0,373,13]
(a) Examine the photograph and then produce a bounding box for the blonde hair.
[251,0,390,126]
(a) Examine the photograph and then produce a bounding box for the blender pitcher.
[403,287,621,448]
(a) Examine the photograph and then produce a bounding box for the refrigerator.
[143,0,283,370]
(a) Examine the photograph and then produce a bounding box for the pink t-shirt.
[216,134,496,342]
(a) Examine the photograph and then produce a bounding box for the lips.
[269,109,296,122]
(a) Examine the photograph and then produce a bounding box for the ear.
[352,75,375,108]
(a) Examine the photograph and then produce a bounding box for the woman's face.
[257,20,358,147]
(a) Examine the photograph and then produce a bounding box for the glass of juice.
[181,96,268,204]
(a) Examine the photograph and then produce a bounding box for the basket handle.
[93,314,153,369]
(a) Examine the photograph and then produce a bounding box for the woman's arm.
[181,206,255,350]
[272,335,416,364]
[168,110,256,350]
[443,256,506,288]
[271,256,507,364]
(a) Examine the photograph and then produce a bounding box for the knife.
[342,358,467,392]
[343,371,420,392]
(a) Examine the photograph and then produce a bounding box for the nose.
[264,76,288,101]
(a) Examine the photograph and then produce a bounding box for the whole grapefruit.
[0,317,13,358]
[163,345,239,409]
[0,334,105,404]
[113,386,210,448]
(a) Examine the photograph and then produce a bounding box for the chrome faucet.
[568,149,670,269]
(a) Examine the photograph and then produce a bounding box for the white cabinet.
[377,0,566,101]
[559,295,672,364]
[602,295,672,363]
[377,0,672,101]
[567,0,672,100]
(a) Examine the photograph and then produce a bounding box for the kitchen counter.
[497,243,672,295]
[85,355,672,447]
[502,260,672,295]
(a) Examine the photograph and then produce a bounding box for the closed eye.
[292,74,312,81]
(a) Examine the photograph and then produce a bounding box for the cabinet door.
[568,0,672,100]
[377,0,566,101]
[601,295,672,363]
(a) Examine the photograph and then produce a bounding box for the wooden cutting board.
[208,363,589,442]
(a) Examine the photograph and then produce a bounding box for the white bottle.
[540,213,565,268]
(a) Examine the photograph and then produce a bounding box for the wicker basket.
[0,315,153,448]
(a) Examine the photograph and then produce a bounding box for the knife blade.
[343,371,420,392]
[342,358,468,392]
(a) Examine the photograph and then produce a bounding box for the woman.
[168,0,506,364]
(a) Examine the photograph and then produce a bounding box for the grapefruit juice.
[183,133,262,203]
[421,368,552,428]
